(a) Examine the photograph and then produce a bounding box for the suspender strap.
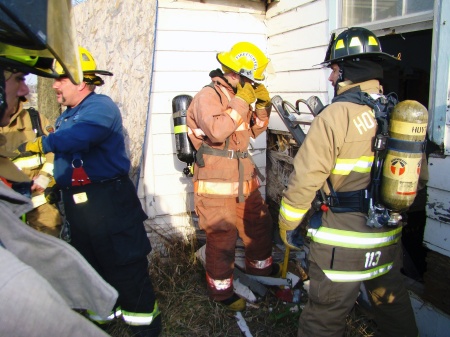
[205,82,223,104]
[196,139,249,166]
[27,107,45,137]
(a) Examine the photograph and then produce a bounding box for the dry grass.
[106,237,375,337]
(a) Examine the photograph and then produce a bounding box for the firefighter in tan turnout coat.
[187,42,279,311]
[279,27,418,336]
[0,100,62,237]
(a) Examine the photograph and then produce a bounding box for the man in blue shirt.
[17,47,161,337]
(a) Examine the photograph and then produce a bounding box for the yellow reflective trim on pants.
[87,307,122,323]
[323,262,393,282]
[247,256,273,269]
[206,273,233,291]
[279,198,307,222]
[332,156,374,175]
[122,301,160,326]
[195,177,260,196]
[307,226,402,248]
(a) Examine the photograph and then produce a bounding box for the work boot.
[269,262,283,278]
[218,293,246,311]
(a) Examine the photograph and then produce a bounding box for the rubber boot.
[218,293,246,311]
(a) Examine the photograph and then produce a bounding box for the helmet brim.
[82,70,114,77]
[0,56,59,78]
[315,51,400,68]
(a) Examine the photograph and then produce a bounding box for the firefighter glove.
[44,181,61,205]
[254,84,271,109]
[17,136,44,154]
[236,82,256,105]
[280,227,304,251]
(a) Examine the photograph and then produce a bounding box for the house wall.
[73,0,157,184]
[266,0,331,132]
[264,0,330,210]
[143,0,269,247]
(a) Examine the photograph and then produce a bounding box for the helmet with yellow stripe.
[320,27,399,67]
[0,54,58,78]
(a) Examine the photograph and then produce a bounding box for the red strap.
[71,167,91,186]
[0,177,13,188]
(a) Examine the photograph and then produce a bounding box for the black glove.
[44,183,61,204]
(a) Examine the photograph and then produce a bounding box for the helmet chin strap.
[0,70,6,120]
[334,63,345,96]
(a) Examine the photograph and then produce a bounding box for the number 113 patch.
[364,251,381,268]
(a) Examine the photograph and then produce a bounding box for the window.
[342,0,434,26]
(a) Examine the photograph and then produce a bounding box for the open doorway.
[380,29,432,106]
[379,29,433,281]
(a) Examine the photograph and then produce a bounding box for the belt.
[64,175,126,189]
[95,175,126,184]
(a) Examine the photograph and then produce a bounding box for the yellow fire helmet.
[319,27,400,67]
[216,42,270,82]
[55,46,113,86]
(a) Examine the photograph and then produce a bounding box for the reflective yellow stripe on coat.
[332,155,374,175]
[279,198,307,223]
[13,154,46,170]
[226,108,243,126]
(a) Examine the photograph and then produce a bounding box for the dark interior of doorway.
[380,29,431,107]
[379,29,433,281]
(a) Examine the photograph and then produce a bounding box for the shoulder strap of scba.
[27,107,45,137]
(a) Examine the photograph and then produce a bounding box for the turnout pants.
[298,244,418,337]
[62,176,160,334]
[26,200,62,238]
[195,189,274,301]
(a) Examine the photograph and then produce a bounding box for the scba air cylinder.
[380,100,428,212]
[172,95,195,175]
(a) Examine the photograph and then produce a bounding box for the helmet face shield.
[217,42,270,82]
[0,0,82,84]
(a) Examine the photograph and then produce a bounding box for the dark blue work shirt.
[42,92,130,188]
